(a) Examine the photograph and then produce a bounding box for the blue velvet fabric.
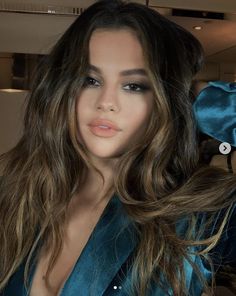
[193,81,236,147]
[2,193,236,296]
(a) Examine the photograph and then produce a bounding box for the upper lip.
[88,118,121,131]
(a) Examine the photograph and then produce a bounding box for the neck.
[74,156,118,208]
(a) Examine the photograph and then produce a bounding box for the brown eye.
[123,83,150,93]
[82,77,100,87]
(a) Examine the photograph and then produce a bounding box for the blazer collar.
[59,193,138,296]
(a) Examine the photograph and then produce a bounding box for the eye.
[82,76,100,88]
[123,83,150,93]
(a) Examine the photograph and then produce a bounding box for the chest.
[29,209,106,296]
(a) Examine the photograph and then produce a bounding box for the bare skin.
[29,159,116,296]
[29,186,113,296]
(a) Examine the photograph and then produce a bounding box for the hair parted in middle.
[0,1,236,296]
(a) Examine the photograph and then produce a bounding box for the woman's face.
[76,29,154,161]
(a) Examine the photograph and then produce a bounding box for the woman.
[0,1,235,295]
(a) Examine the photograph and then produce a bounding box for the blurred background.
[0,0,236,155]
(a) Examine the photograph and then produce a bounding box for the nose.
[95,87,120,112]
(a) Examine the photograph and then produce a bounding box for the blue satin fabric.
[5,194,235,296]
[193,81,236,147]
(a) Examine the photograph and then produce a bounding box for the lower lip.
[88,125,119,138]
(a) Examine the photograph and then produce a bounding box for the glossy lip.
[88,118,121,131]
[88,118,121,138]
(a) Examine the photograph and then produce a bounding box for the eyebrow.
[88,64,148,76]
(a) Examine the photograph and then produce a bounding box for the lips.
[88,118,121,138]
[88,119,121,131]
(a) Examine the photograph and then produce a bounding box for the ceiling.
[168,15,236,63]
[0,0,236,63]
[2,0,236,12]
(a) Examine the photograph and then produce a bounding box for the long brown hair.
[0,1,236,295]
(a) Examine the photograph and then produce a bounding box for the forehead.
[88,29,146,68]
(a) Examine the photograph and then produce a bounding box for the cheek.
[126,98,153,129]
[76,90,94,112]
[76,95,85,115]
[75,97,87,143]
[76,95,89,126]
[133,111,149,128]
[124,108,152,143]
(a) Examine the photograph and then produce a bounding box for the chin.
[87,146,124,160]
[90,151,119,159]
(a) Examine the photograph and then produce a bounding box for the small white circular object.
[113,286,118,290]
[219,142,231,155]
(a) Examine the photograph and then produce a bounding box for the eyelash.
[82,76,150,93]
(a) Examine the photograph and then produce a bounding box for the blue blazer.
[2,193,236,296]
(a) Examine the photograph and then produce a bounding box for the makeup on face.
[88,118,122,138]
[76,29,154,160]
[82,64,152,95]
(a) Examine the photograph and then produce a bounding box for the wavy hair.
[0,0,236,295]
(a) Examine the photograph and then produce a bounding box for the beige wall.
[0,12,76,54]
[3,0,236,12]
[150,0,236,12]
[0,53,13,88]
[0,90,27,155]
[196,62,236,81]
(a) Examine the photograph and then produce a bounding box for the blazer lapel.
[60,194,138,296]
